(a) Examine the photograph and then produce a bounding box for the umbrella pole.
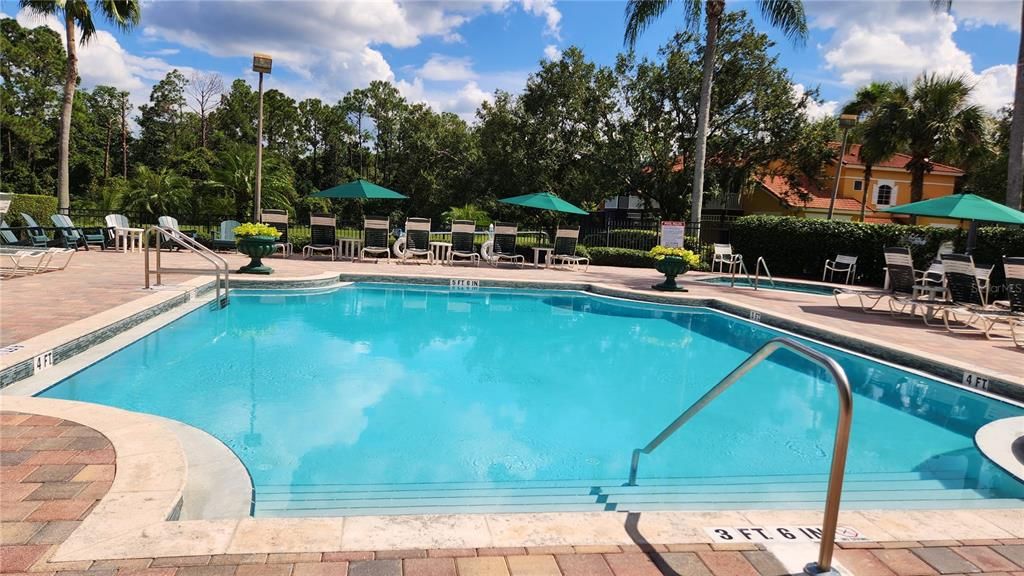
[966,220,978,255]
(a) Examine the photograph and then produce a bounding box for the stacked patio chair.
[549,226,589,271]
[447,220,479,266]
[157,216,197,250]
[401,217,434,264]
[19,214,53,248]
[261,209,293,258]
[938,254,1022,342]
[0,247,75,278]
[822,254,857,284]
[711,244,743,273]
[489,222,525,267]
[212,220,240,252]
[360,216,391,263]
[51,214,106,250]
[303,213,337,260]
[834,247,932,314]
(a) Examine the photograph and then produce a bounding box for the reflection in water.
[41,285,1024,504]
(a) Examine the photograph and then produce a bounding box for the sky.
[5,0,1022,123]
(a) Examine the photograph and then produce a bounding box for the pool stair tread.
[252,472,1023,517]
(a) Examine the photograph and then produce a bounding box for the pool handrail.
[144,225,230,308]
[626,337,852,575]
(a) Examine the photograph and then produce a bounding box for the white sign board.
[660,221,686,248]
[705,526,866,543]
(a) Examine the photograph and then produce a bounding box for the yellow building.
[741,144,964,226]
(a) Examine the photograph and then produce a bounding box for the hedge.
[6,194,58,227]
[581,229,659,251]
[586,247,657,268]
[729,215,1024,286]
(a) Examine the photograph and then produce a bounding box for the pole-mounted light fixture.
[252,53,273,223]
[827,114,859,221]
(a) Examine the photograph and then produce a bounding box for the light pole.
[827,114,859,220]
[252,53,272,222]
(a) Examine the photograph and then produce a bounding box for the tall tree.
[624,0,807,226]
[186,72,223,149]
[136,69,189,169]
[17,0,141,212]
[842,81,900,220]
[90,85,122,180]
[871,73,985,219]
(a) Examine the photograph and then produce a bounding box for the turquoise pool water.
[40,284,1023,516]
[698,276,839,296]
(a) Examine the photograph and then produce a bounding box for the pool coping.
[2,396,1022,565]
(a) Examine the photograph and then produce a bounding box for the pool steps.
[253,471,1023,517]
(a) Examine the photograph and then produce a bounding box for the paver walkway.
[2,412,1023,576]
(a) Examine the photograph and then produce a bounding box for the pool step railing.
[730,255,775,290]
[628,337,851,576]
[144,225,229,308]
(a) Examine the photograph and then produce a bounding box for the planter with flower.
[234,222,281,274]
[649,246,701,291]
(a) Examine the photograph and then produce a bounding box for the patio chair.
[212,220,240,252]
[20,214,53,248]
[822,254,857,284]
[51,214,106,250]
[360,216,391,262]
[447,220,479,266]
[104,214,143,252]
[157,216,197,250]
[711,244,743,274]
[401,217,434,264]
[1,220,26,246]
[834,247,927,314]
[937,254,1021,339]
[489,222,525,267]
[549,226,589,271]
[0,250,46,277]
[41,247,75,271]
[303,213,336,260]
[261,209,293,258]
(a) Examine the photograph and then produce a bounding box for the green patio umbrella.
[881,193,1024,252]
[312,179,408,199]
[498,191,588,215]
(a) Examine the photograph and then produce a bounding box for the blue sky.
[7,0,1021,121]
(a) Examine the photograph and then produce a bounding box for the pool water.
[40,284,1023,516]
[698,276,840,296]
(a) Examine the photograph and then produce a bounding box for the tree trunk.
[57,13,77,213]
[690,0,723,230]
[103,120,112,180]
[859,164,872,221]
[121,97,129,179]
[1006,3,1024,210]
[910,165,925,225]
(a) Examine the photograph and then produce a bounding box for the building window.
[853,180,863,191]
[875,183,894,206]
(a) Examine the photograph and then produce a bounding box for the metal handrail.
[626,337,853,575]
[754,256,776,290]
[144,226,230,308]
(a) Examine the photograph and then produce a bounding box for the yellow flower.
[233,222,281,240]
[649,246,701,267]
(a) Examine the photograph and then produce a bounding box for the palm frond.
[930,0,953,12]
[99,0,142,32]
[623,0,673,48]
[756,0,809,45]
[18,1,61,16]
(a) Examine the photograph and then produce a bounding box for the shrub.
[650,246,701,268]
[582,228,659,250]
[7,194,58,227]
[730,215,975,285]
[587,247,657,268]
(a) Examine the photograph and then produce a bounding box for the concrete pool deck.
[2,249,1023,575]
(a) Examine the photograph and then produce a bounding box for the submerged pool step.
[254,472,1021,517]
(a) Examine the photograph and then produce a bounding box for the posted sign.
[660,221,686,248]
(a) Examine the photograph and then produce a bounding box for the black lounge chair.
[51,214,106,250]
[834,247,920,313]
[550,226,589,270]
[401,217,433,264]
[489,222,525,267]
[261,209,293,258]
[303,214,336,260]
[939,254,1022,343]
[448,220,479,266]
[360,216,391,262]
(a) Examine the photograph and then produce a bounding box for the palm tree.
[123,166,189,217]
[842,82,901,220]
[209,144,295,220]
[624,0,808,227]
[19,0,141,213]
[931,0,1021,209]
[871,73,985,220]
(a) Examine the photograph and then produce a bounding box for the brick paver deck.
[1,250,1021,386]
[2,412,1023,576]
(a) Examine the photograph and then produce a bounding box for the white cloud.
[520,0,562,38]
[792,83,838,120]
[812,1,1016,112]
[951,0,1022,30]
[397,77,493,122]
[543,44,562,61]
[418,54,477,81]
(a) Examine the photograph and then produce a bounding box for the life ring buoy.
[480,240,495,263]
[392,236,407,259]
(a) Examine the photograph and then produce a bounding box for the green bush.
[587,247,657,268]
[6,194,58,227]
[582,229,659,250]
[730,215,973,285]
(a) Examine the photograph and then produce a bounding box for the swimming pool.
[39,284,1023,516]
[698,275,840,296]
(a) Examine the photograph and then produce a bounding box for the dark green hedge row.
[730,215,1024,286]
[6,194,58,227]
[581,229,659,250]
[586,247,657,268]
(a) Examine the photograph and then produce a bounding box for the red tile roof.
[758,174,863,212]
[839,144,964,176]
